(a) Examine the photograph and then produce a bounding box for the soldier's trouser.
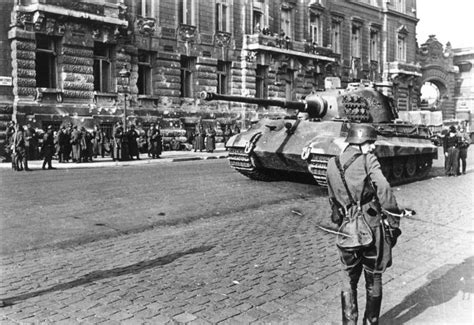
[338,225,389,325]
[445,147,459,175]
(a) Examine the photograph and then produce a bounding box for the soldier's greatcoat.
[326,146,400,272]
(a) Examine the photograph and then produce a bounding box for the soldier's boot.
[341,290,358,325]
[363,271,382,325]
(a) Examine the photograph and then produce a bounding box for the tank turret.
[201,85,438,187]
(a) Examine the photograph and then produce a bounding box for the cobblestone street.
[0,158,473,324]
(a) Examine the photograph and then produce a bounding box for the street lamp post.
[119,65,131,130]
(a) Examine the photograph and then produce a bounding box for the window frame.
[35,35,58,89]
[217,60,230,95]
[216,0,230,33]
[331,20,341,54]
[256,65,268,99]
[369,29,379,62]
[397,34,407,62]
[93,42,113,93]
[309,13,322,45]
[180,56,195,98]
[351,24,361,58]
[281,7,293,39]
[139,0,155,17]
[137,51,153,96]
[179,0,196,25]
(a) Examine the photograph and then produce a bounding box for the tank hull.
[227,119,438,186]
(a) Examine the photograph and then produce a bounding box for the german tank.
[200,83,438,186]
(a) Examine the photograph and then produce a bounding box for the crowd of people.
[5,120,241,172]
[441,124,470,176]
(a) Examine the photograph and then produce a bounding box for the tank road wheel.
[416,156,432,178]
[404,157,417,178]
[392,159,404,181]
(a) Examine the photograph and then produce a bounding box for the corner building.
[0,0,421,152]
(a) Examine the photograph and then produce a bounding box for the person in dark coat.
[113,121,124,161]
[70,125,82,163]
[326,124,404,325]
[194,123,206,152]
[127,124,140,160]
[148,124,162,158]
[57,126,68,163]
[205,127,216,153]
[12,123,29,171]
[24,123,38,161]
[42,125,55,170]
[223,125,233,150]
[5,121,15,164]
[443,125,460,176]
[457,126,470,175]
[92,125,105,158]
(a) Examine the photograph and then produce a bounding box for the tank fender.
[244,132,262,154]
[305,137,348,157]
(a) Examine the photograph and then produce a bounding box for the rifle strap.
[335,153,363,208]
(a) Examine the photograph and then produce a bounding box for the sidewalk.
[0,147,229,170]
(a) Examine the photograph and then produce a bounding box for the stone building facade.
[453,47,474,129]
[0,0,421,155]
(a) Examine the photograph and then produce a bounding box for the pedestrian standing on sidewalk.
[457,126,470,175]
[41,125,55,170]
[70,125,82,163]
[113,121,124,161]
[12,123,29,171]
[443,125,460,176]
[194,123,206,152]
[205,126,216,153]
[326,123,403,325]
[127,124,140,160]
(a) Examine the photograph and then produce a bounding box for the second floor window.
[256,65,268,99]
[139,0,155,17]
[93,42,113,92]
[309,14,322,45]
[180,56,195,98]
[397,35,407,62]
[396,0,406,13]
[351,25,361,58]
[253,10,263,33]
[217,61,230,94]
[370,29,379,61]
[36,35,57,88]
[216,0,230,32]
[281,8,292,39]
[138,51,152,95]
[331,21,341,54]
[179,0,195,25]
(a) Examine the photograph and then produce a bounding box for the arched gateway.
[417,35,458,120]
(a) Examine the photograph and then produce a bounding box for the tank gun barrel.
[200,91,328,119]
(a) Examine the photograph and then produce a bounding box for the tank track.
[307,153,433,187]
[227,147,278,181]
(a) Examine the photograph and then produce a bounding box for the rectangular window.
[217,61,230,95]
[93,42,112,92]
[285,70,295,100]
[309,14,322,45]
[36,35,57,88]
[216,0,229,32]
[180,56,195,98]
[139,0,154,17]
[331,21,341,54]
[396,0,406,13]
[397,35,407,62]
[253,10,263,33]
[370,30,379,61]
[178,0,195,25]
[351,25,361,58]
[281,9,292,38]
[256,65,268,99]
[138,51,152,95]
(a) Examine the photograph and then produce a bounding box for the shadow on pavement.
[0,245,214,307]
[380,256,473,324]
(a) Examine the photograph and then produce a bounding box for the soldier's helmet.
[346,123,377,145]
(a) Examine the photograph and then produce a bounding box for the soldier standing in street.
[326,124,404,324]
[443,125,460,176]
[113,121,124,161]
[41,125,55,170]
[457,126,470,175]
[12,123,29,171]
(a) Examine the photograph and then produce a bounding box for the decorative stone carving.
[214,31,231,47]
[15,12,32,28]
[137,17,156,36]
[177,24,197,42]
[33,12,45,31]
[45,18,56,34]
[92,27,101,39]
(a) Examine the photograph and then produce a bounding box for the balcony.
[386,61,422,77]
[244,33,337,63]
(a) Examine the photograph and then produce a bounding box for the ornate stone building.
[0,0,421,155]
[453,47,474,131]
